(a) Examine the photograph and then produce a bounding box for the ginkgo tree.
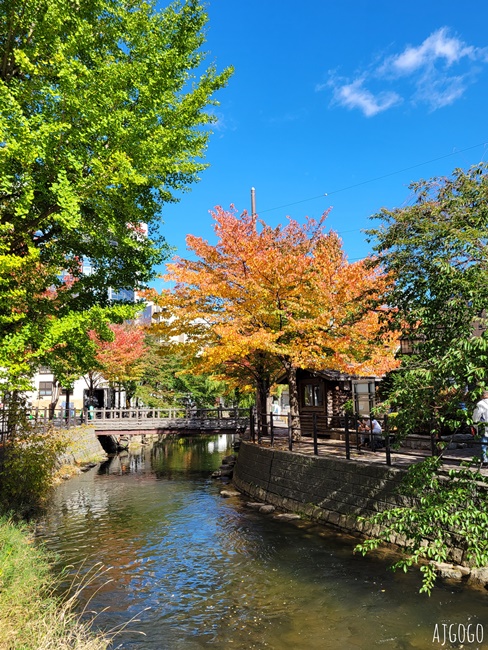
[0,0,232,322]
[152,206,399,437]
[0,0,231,396]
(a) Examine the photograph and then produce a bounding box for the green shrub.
[0,424,69,518]
[355,456,488,594]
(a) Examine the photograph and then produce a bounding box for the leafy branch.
[355,455,488,594]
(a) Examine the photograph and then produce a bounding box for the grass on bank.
[0,516,109,650]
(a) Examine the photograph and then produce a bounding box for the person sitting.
[358,417,383,451]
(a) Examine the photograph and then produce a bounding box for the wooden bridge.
[0,407,249,446]
[88,407,250,436]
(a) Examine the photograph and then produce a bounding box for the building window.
[352,381,375,415]
[39,382,53,397]
[303,383,323,407]
[39,365,51,374]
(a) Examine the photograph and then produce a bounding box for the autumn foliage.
[90,324,148,405]
[153,207,399,427]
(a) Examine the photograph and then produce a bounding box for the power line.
[258,141,488,216]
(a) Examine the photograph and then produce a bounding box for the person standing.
[473,390,488,464]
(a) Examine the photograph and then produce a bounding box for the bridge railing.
[0,406,84,442]
[0,406,251,441]
[86,407,250,422]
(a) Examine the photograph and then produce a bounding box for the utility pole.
[251,187,256,217]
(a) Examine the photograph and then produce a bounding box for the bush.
[355,456,488,594]
[0,422,69,518]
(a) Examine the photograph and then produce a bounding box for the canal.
[37,435,488,649]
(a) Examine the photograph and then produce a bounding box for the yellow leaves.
[153,206,399,385]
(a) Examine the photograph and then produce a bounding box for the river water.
[37,435,488,649]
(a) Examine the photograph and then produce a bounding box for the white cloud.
[332,79,402,117]
[415,73,469,109]
[386,28,477,74]
[267,108,309,125]
[323,27,488,116]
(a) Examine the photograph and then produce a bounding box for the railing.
[87,407,249,421]
[0,406,250,442]
[87,407,250,432]
[250,411,483,467]
[0,406,85,443]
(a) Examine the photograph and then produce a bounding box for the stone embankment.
[211,454,237,481]
[233,441,405,534]
[55,426,107,480]
[232,441,488,589]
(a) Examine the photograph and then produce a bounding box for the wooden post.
[288,412,293,451]
[385,415,391,466]
[312,413,318,455]
[345,414,350,460]
[430,431,437,457]
[270,411,274,447]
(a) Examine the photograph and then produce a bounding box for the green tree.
[135,339,241,409]
[368,163,488,436]
[0,0,231,391]
[40,304,136,414]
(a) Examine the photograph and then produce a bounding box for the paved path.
[249,432,488,474]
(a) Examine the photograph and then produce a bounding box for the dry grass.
[0,517,110,650]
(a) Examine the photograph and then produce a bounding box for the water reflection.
[38,436,488,650]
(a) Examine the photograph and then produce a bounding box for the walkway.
[249,428,488,474]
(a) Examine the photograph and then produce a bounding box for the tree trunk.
[49,380,61,420]
[256,377,269,437]
[283,360,301,440]
[64,387,71,426]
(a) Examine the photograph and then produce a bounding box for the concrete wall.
[233,442,407,536]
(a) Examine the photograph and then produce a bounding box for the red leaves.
[90,324,148,384]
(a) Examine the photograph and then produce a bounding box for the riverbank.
[54,426,108,482]
[0,427,111,648]
[233,441,488,589]
[0,516,108,649]
[37,436,488,647]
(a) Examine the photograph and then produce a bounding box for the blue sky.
[153,0,488,287]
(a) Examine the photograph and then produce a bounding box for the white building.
[25,299,161,412]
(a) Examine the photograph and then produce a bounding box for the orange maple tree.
[90,323,148,407]
[153,206,399,434]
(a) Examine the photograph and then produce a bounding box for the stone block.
[467,567,488,588]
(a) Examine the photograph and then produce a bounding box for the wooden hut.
[295,369,380,432]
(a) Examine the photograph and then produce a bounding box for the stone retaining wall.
[57,426,107,467]
[233,442,408,536]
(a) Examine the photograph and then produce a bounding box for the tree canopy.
[368,163,488,435]
[90,322,148,406]
[153,206,398,432]
[0,0,231,393]
[135,339,240,409]
[0,0,231,326]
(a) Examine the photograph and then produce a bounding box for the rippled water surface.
[37,436,488,649]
